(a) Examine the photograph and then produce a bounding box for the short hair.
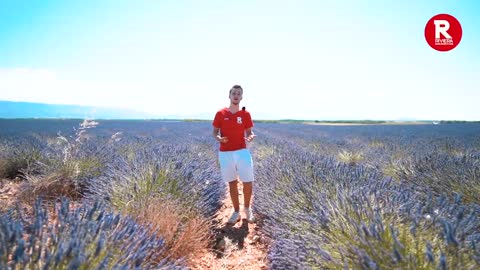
[230,85,243,94]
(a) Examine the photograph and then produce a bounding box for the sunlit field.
[1,119,479,269]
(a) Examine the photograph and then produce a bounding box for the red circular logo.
[424,14,462,52]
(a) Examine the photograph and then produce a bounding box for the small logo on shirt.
[224,118,229,120]
[237,117,242,124]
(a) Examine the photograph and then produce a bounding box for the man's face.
[229,88,243,105]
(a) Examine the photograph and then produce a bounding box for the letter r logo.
[434,20,452,39]
[425,14,462,52]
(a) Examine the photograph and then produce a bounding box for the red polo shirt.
[213,107,254,152]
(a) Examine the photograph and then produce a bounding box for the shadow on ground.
[213,218,250,257]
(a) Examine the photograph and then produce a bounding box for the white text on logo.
[434,19,453,45]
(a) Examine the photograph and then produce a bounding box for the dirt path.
[191,182,270,269]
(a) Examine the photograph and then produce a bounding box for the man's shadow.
[214,218,249,258]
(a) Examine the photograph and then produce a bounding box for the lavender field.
[1,119,479,269]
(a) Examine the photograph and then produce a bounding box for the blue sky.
[0,0,479,120]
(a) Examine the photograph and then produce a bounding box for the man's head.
[229,85,243,105]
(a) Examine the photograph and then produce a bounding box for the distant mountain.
[0,100,156,119]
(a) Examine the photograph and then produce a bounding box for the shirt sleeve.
[212,111,222,128]
[244,111,253,129]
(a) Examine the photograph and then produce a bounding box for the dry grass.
[0,159,7,178]
[17,173,82,203]
[0,157,25,179]
[131,197,211,265]
[338,150,364,165]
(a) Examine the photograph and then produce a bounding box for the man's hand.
[216,136,229,143]
[244,134,257,142]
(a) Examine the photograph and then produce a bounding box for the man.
[212,84,256,224]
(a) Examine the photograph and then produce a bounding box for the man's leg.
[243,182,252,208]
[229,180,240,212]
[238,149,254,209]
[237,149,256,222]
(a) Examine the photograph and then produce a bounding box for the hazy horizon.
[1,1,479,121]
[1,99,478,122]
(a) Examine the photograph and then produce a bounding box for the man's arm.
[245,128,256,142]
[213,127,228,143]
[213,127,220,140]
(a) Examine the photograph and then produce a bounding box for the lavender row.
[252,130,480,269]
[0,199,186,269]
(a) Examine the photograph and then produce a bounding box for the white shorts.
[218,148,255,183]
